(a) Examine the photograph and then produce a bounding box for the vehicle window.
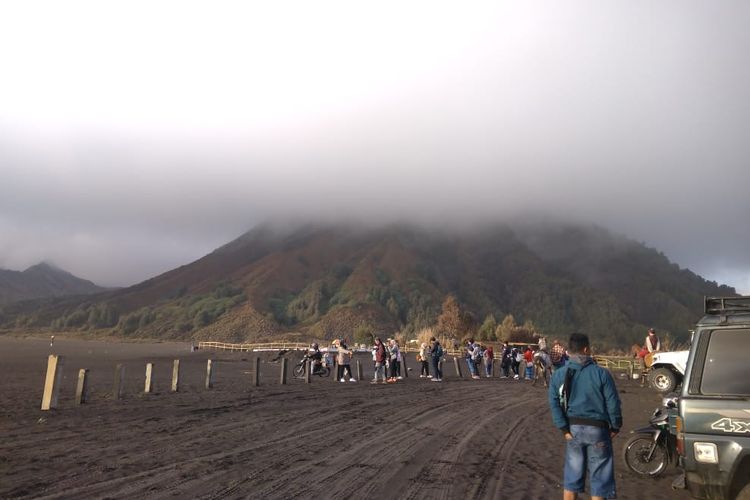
[701,329,750,396]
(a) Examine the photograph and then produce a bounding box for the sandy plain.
[0,336,691,499]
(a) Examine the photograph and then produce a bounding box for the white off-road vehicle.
[647,350,689,393]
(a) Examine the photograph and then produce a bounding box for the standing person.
[465,339,476,378]
[466,339,481,379]
[550,339,567,371]
[418,342,431,378]
[548,333,622,500]
[524,346,534,380]
[388,338,400,383]
[483,344,494,378]
[430,337,443,382]
[471,342,482,379]
[511,347,521,380]
[336,340,356,382]
[335,339,345,382]
[371,337,387,384]
[645,328,661,353]
[500,343,512,378]
[395,340,403,379]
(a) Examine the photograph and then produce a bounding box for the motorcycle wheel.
[623,435,668,477]
[292,364,305,378]
[319,366,331,377]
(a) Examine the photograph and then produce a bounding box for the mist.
[1,1,749,292]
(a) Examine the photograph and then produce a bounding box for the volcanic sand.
[0,336,691,499]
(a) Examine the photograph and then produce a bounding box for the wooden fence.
[197,341,309,352]
[197,342,643,373]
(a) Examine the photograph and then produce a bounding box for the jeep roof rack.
[704,296,750,315]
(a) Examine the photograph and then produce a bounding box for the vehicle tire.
[320,366,331,377]
[623,435,668,477]
[736,482,750,500]
[648,367,677,393]
[292,364,305,378]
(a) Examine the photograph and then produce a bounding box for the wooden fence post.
[402,355,409,378]
[305,360,311,384]
[254,357,261,387]
[171,360,180,392]
[75,368,89,405]
[280,358,288,385]
[113,364,125,400]
[144,363,154,393]
[453,357,463,378]
[356,360,363,381]
[205,359,214,389]
[41,355,64,410]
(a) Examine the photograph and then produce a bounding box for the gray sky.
[1,1,749,292]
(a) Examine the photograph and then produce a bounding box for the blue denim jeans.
[467,358,477,376]
[373,362,386,381]
[431,358,442,379]
[564,424,616,498]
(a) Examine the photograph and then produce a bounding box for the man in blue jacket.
[548,333,622,500]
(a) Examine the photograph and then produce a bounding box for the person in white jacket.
[334,339,356,382]
[645,328,661,353]
[418,342,431,378]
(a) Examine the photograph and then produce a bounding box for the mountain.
[0,223,735,348]
[0,263,107,305]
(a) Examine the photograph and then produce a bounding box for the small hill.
[0,223,735,348]
[0,263,107,305]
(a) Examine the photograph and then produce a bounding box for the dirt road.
[0,337,690,499]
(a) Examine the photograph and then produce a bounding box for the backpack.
[559,367,576,414]
[435,344,444,360]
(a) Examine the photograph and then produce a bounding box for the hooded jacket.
[374,342,387,363]
[419,344,430,361]
[548,357,622,434]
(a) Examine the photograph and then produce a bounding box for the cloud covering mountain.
[1,1,749,291]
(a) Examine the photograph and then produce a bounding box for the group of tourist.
[309,334,576,386]
[457,337,571,382]
[372,336,445,383]
[371,336,573,384]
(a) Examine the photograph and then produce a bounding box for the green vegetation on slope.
[0,223,736,348]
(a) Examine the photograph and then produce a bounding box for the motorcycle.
[622,395,679,477]
[292,353,331,378]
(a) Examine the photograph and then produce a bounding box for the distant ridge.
[0,223,735,348]
[0,262,107,305]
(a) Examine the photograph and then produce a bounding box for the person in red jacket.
[371,337,388,384]
[524,346,534,380]
[483,345,494,378]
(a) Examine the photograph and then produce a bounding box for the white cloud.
[1,0,749,290]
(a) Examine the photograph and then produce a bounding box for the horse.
[531,351,552,387]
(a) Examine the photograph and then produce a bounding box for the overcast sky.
[1,1,749,292]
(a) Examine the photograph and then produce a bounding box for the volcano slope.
[1,338,689,500]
